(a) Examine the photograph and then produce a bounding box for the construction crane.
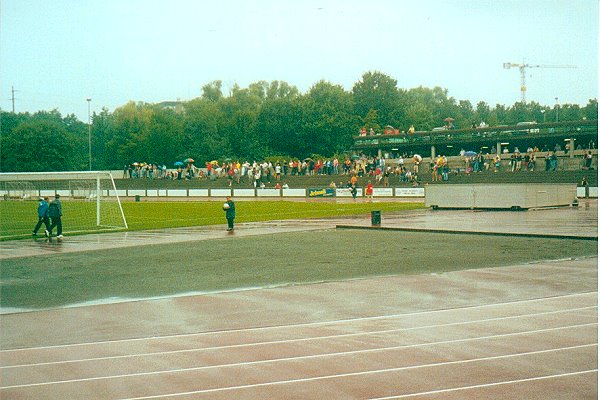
[503,62,576,103]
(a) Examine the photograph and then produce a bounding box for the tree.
[583,99,598,121]
[103,101,155,166]
[91,107,114,169]
[201,80,224,102]
[0,111,31,171]
[475,101,492,125]
[255,98,304,158]
[2,120,76,172]
[361,109,381,132]
[404,103,434,132]
[301,80,355,155]
[184,98,227,162]
[219,88,263,160]
[352,71,400,127]
[146,107,185,164]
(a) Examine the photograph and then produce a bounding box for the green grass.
[1,230,596,309]
[1,200,424,239]
[123,201,422,229]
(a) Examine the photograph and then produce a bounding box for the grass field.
[2,230,596,310]
[0,200,423,239]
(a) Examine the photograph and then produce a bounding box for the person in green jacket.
[48,194,63,238]
[223,196,236,231]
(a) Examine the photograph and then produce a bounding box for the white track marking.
[2,291,596,352]
[114,345,597,400]
[2,305,596,369]
[2,324,596,390]
[368,369,598,399]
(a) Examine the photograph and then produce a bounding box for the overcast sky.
[1,0,598,121]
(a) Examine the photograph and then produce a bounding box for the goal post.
[0,171,128,239]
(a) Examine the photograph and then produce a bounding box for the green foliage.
[0,199,423,239]
[353,71,401,127]
[1,74,597,172]
[2,119,79,171]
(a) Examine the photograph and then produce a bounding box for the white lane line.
[1,324,596,390]
[2,291,596,352]
[369,369,599,399]
[115,345,597,400]
[2,305,596,369]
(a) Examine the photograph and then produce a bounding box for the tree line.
[1,71,597,172]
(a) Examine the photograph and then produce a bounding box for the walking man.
[48,194,63,239]
[223,196,236,231]
[32,196,50,236]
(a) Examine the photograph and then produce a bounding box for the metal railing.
[353,120,598,150]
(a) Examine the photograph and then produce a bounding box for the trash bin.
[371,210,381,226]
[135,195,141,202]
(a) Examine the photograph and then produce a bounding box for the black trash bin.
[371,210,381,226]
[135,195,141,202]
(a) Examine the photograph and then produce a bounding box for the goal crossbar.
[0,171,128,238]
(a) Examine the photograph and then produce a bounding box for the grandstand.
[352,119,597,159]
[102,168,597,192]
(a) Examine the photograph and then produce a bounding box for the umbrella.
[174,161,184,167]
[351,155,361,160]
[444,117,455,122]
[304,157,313,161]
[132,162,140,166]
[185,158,195,163]
[224,158,232,162]
[463,151,477,157]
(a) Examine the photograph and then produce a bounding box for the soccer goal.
[0,171,128,239]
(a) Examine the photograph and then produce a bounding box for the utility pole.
[87,98,92,171]
[10,86,17,112]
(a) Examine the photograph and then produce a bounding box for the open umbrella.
[351,155,361,160]
[463,151,477,157]
[303,157,313,161]
[174,161,184,167]
[224,158,232,162]
[444,117,455,122]
[185,158,195,163]
[132,162,140,166]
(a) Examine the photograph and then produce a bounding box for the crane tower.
[503,62,576,103]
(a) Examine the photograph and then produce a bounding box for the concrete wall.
[425,184,578,209]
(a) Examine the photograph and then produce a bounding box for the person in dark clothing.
[48,194,63,238]
[223,196,236,231]
[32,196,50,236]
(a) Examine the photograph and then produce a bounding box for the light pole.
[87,98,92,170]
[555,97,559,122]
[541,109,546,123]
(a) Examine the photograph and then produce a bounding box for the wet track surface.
[1,200,596,260]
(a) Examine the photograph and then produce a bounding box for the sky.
[1,0,598,122]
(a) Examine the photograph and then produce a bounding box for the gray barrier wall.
[425,184,581,209]
[2,186,597,200]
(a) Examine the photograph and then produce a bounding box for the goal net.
[0,171,128,239]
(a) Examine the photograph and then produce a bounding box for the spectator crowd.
[122,145,595,187]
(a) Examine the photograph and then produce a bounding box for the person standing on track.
[223,196,236,231]
[47,193,63,239]
[32,196,50,237]
[366,181,374,201]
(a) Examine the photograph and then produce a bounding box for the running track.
[1,291,597,399]
[1,203,597,398]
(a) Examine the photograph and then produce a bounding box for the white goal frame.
[0,171,128,231]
